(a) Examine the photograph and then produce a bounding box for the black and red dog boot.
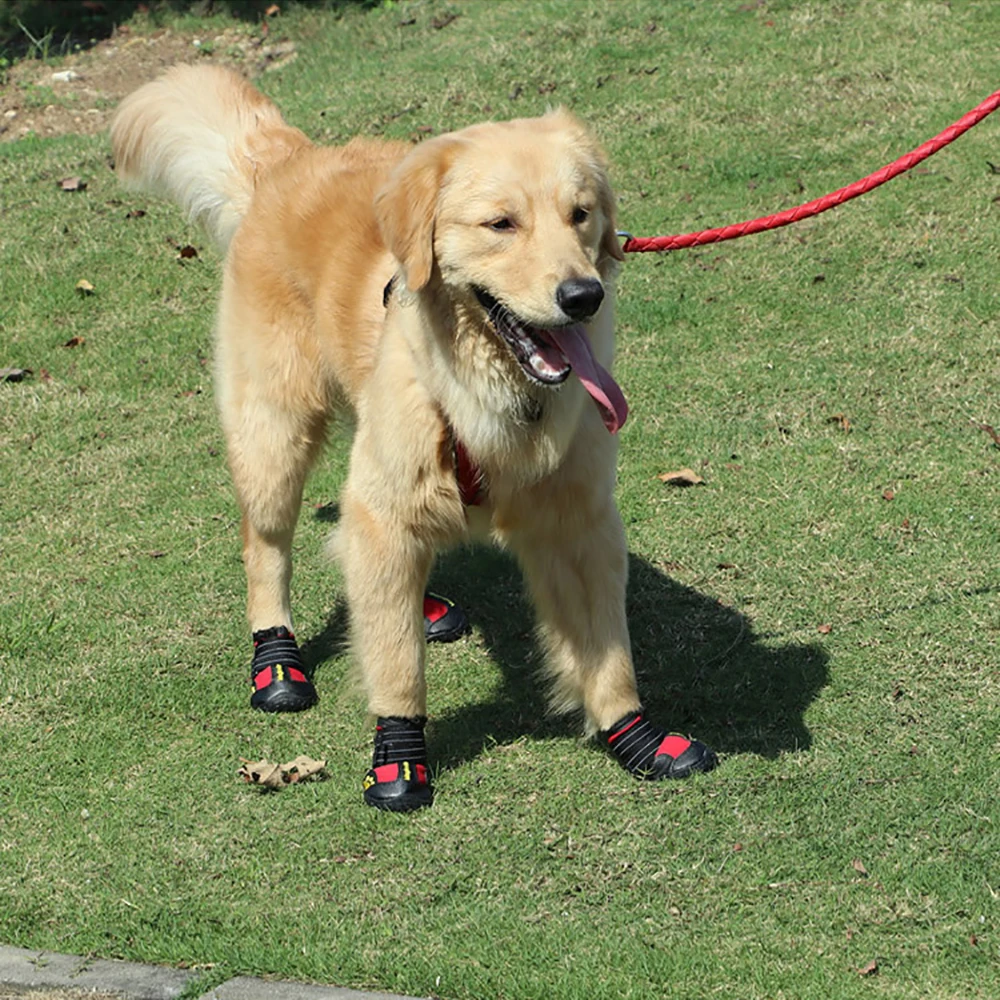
[602,709,717,780]
[423,592,469,643]
[362,715,433,812]
[249,626,318,713]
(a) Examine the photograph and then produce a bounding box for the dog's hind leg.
[224,395,327,713]
[214,271,330,633]
[221,387,326,632]
[214,301,329,711]
[239,447,324,632]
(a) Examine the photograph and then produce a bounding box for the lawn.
[1,2,998,998]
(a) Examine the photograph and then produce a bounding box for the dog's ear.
[589,147,625,265]
[598,179,626,264]
[375,136,458,291]
[549,109,625,266]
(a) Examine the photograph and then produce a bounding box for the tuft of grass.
[1,3,998,999]
[12,15,57,60]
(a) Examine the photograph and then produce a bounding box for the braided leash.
[621,88,1000,254]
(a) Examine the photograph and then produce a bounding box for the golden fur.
[111,65,643,732]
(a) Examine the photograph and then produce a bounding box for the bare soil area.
[0,21,296,143]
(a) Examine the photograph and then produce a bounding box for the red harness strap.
[453,436,485,506]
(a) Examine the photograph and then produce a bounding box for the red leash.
[621,88,1000,254]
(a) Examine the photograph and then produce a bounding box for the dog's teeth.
[528,350,562,379]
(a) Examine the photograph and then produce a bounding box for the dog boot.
[362,716,434,812]
[249,626,318,712]
[602,709,717,779]
[423,592,469,643]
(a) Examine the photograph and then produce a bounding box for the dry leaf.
[1,367,31,382]
[284,755,326,782]
[59,176,87,192]
[975,423,1000,449]
[265,2,280,14]
[857,960,879,977]
[239,755,326,789]
[63,335,86,348]
[851,858,869,877]
[657,468,705,487]
[125,209,146,219]
[817,623,832,635]
[826,413,851,432]
[75,279,95,295]
[239,759,283,789]
[882,489,895,501]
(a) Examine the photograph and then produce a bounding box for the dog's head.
[374,110,627,433]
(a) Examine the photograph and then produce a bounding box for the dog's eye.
[571,207,590,225]
[485,217,516,232]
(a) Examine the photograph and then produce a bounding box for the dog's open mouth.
[474,287,629,433]
[474,287,573,386]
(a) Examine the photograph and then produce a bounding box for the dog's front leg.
[507,495,641,733]
[338,471,437,811]
[339,489,433,720]
[507,485,718,781]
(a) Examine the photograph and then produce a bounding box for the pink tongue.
[547,324,628,433]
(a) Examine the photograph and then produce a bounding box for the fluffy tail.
[110,65,311,250]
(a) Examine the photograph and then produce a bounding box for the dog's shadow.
[427,547,828,767]
[302,522,828,769]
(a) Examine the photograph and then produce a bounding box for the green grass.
[2,1,999,998]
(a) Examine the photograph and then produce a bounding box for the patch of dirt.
[0,22,297,143]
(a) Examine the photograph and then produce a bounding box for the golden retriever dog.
[111,65,716,810]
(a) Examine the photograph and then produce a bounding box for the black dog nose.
[556,278,605,321]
